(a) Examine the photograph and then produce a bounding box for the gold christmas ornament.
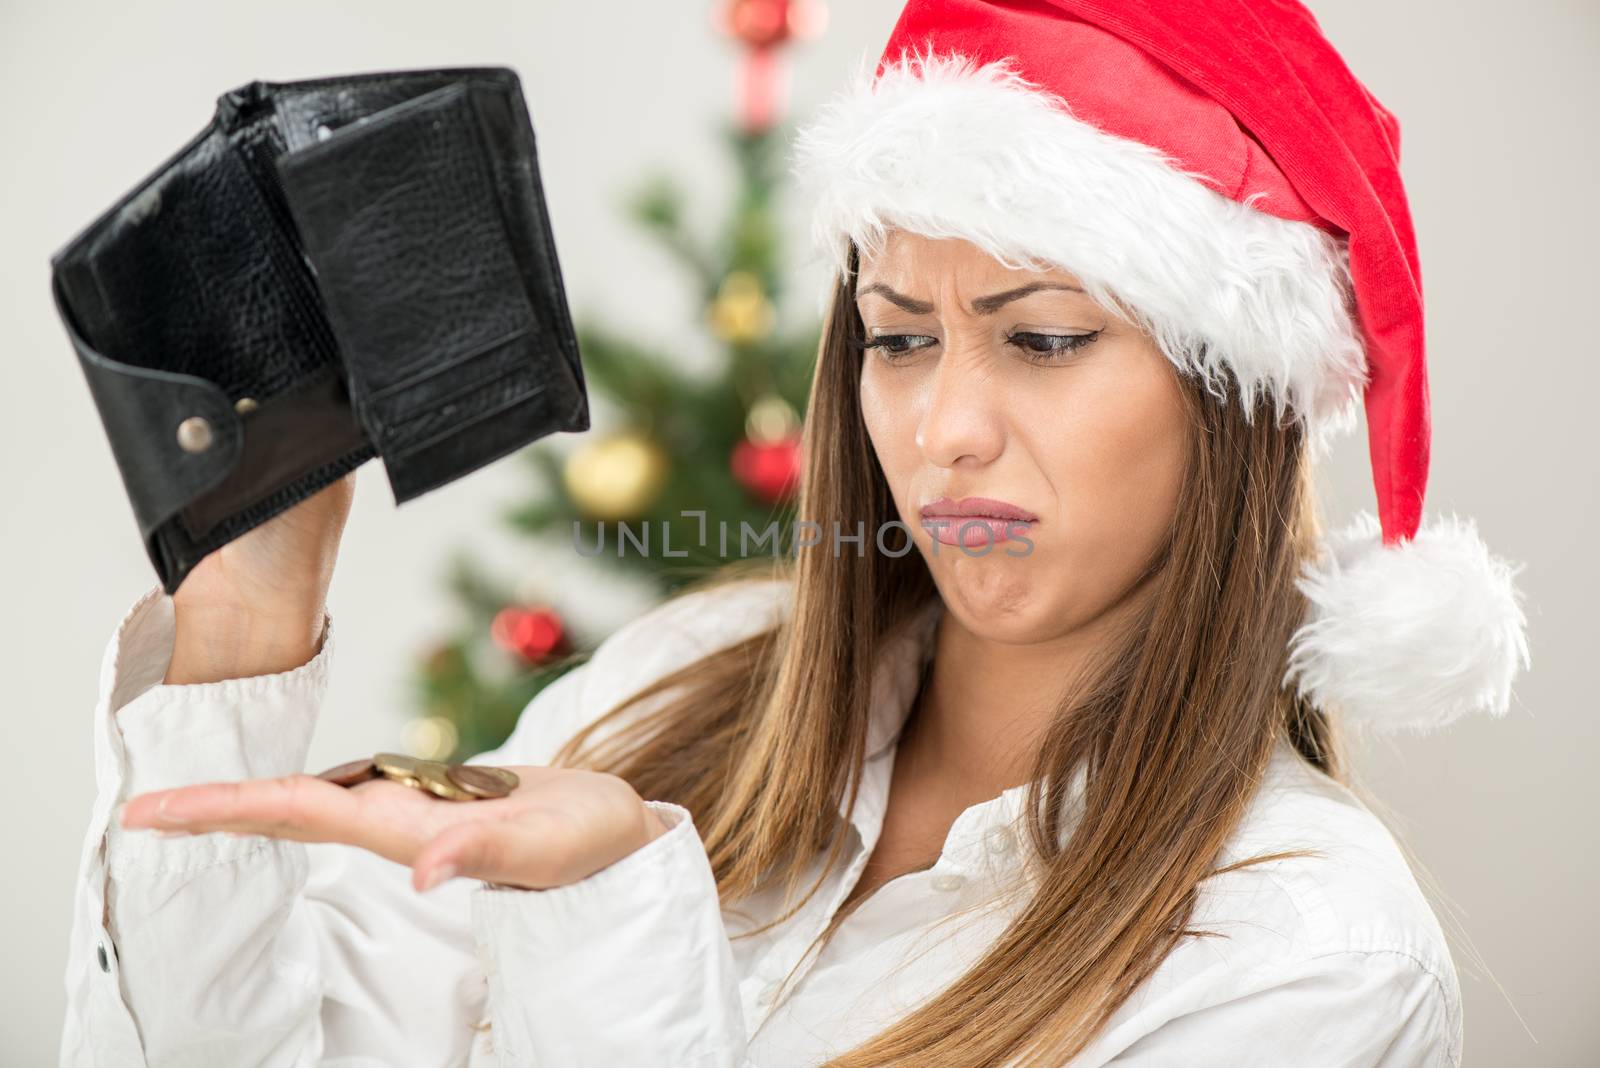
[707,270,775,344]
[745,392,801,444]
[563,430,671,520]
[400,715,460,763]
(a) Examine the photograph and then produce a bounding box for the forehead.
[854,229,1083,293]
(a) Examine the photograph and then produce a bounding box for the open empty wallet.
[49,66,590,594]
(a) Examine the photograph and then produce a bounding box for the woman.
[63,2,1531,1066]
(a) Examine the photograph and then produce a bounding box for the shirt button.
[985,827,1017,855]
[931,873,966,893]
[96,940,110,973]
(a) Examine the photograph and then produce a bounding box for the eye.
[1005,330,1101,363]
[849,333,937,359]
[849,331,1101,364]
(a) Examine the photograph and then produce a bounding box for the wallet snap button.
[233,397,259,414]
[176,416,214,453]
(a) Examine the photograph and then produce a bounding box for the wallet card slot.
[361,325,536,452]
[367,322,530,404]
[385,378,551,464]
[380,364,569,501]
[277,77,586,503]
[277,81,538,400]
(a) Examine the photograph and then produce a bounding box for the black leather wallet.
[49,66,589,594]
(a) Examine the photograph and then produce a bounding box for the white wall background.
[1,1,1594,1062]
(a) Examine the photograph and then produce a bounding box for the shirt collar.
[838,596,1308,881]
[844,595,1066,876]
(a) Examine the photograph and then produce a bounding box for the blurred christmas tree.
[406,0,830,762]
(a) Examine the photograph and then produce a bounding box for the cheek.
[1022,346,1189,578]
[859,360,914,475]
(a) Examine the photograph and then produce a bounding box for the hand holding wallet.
[49,66,590,594]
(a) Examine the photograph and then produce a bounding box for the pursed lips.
[919,496,1037,548]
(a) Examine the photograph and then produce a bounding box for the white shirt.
[60,576,1462,1067]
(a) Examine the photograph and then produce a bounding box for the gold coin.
[373,752,425,791]
[446,764,518,799]
[374,752,422,780]
[414,760,477,802]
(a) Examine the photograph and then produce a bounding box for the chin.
[930,563,1049,637]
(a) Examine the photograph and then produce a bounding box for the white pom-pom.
[1284,511,1531,732]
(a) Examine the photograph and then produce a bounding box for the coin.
[373,752,425,790]
[374,752,421,779]
[446,764,519,799]
[414,760,476,801]
[320,752,516,803]
[314,758,379,787]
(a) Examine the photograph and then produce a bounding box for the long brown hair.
[555,243,1343,1065]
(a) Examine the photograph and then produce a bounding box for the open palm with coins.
[116,473,670,893]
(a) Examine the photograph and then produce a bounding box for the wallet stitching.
[383,342,532,416]
[373,345,541,450]
[369,339,536,444]
[384,381,551,463]
[367,323,531,403]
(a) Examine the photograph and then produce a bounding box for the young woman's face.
[857,230,1191,640]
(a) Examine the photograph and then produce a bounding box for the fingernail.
[421,864,457,892]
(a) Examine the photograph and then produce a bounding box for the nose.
[914,340,1005,469]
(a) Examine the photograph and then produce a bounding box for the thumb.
[412,817,542,893]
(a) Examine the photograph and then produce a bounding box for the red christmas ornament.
[726,0,792,49]
[731,433,801,504]
[716,0,828,132]
[490,605,568,664]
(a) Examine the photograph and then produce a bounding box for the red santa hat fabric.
[791,0,1530,730]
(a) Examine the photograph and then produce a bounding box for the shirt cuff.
[101,584,334,875]
[469,801,744,1067]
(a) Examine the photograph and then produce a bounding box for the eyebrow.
[856,281,1084,316]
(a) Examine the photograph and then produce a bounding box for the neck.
[907,575,1156,801]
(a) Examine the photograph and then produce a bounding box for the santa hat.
[790,0,1530,732]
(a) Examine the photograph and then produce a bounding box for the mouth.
[918,496,1038,549]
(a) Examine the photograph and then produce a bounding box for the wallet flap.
[50,270,244,561]
[276,76,589,504]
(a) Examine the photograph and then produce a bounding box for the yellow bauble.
[707,270,775,344]
[563,431,670,520]
[401,715,459,762]
[745,392,801,444]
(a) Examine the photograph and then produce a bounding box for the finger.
[412,812,556,893]
[119,774,363,844]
